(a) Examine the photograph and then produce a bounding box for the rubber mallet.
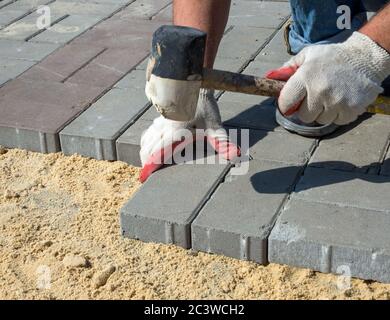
[145,25,286,122]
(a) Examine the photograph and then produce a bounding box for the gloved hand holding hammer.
[140,0,390,182]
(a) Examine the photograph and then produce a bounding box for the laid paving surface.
[1,0,390,283]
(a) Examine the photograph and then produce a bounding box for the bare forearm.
[360,3,390,52]
[173,0,231,68]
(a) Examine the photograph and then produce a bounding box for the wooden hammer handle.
[202,68,285,97]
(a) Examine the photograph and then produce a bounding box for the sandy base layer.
[0,146,389,300]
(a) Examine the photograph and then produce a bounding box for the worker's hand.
[266,32,390,125]
[139,89,240,183]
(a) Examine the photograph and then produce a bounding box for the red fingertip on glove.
[265,65,304,116]
[207,137,241,161]
[139,140,184,183]
[265,65,298,82]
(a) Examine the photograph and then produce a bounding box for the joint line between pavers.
[186,163,233,226]
[61,47,108,83]
[25,14,70,42]
[0,0,16,11]
[94,138,104,160]
[164,222,174,244]
[38,131,48,153]
[320,245,333,273]
[215,17,291,101]
[291,194,390,215]
[265,163,308,257]
[240,235,249,261]
[0,0,55,31]
[150,1,173,21]
[239,16,291,73]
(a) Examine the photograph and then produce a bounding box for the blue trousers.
[289,0,389,54]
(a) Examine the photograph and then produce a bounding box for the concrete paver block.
[0,10,27,28]
[5,0,51,11]
[0,12,65,41]
[243,59,283,78]
[48,1,124,17]
[294,167,390,212]
[114,69,147,90]
[151,3,172,22]
[120,156,230,248]
[249,129,317,165]
[0,39,58,61]
[310,115,390,174]
[0,57,35,84]
[192,160,302,263]
[60,84,149,160]
[269,199,390,283]
[255,27,292,64]
[115,106,160,166]
[20,43,106,82]
[116,118,152,167]
[72,18,161,49]
[30,14,104,44]
[117,0,171,21]
[214,57,247,73]
[217,26,274,60]
[65,47,148,88]
[218,92,281,131]
[228,0,290,29]
[0,79,104,152]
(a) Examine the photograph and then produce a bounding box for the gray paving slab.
[20,43,106,82]
[309,114,390,174]
[55,0,130,4]
[120,155,230,248]
[0,79,104,152]
[135,57,149,71]
[214,57,247,73]
[65,47,149,88]
[48,1,124,17]
[60,82,150,160]
[269,199,390,283]
[217,26,275,60]
[0,9,27,28]
[117,0,171,21]
[116,118,152,167]
[151,3,172,22]
[0,57,35,85]
[228,0,290,29]
[218,92,281,131]
[381,147,390,176]
[4,0,51,11]
[249,129,316,165]
[255,26,292,64]
[243,59,284,78]
[0,39,58,61]
[114,69,146,90]
[0,11,65,41]
[294,166,390,212]
[192,159,302,263]
[72,18,161,50]
[30,14,104,44]
[115,107,159,166]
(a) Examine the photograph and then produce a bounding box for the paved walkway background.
[0,0,389,283]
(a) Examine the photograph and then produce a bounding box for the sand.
[0,146,389,300]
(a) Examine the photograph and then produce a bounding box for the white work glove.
[139,89,240,182]
[266,32,390,125]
